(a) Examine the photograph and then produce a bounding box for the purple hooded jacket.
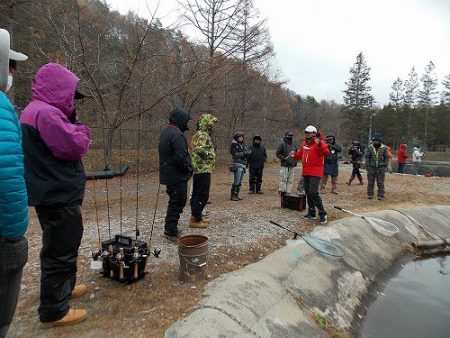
[20,63,90,160]
[20,63,90,206]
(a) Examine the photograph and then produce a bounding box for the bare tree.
[30,0,209,162]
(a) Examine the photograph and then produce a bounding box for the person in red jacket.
[292,125,330,224]
[397,143,409,174]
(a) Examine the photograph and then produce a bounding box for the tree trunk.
[104,128,115,167]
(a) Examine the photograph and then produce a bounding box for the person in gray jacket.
[276,131,298,194]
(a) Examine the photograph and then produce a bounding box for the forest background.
[2,0,450,167]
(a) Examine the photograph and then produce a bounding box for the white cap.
[9,49,28,61]
[304,125,317,133]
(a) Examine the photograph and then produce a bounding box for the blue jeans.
[0,236,28,338]
[397,163,406,174]
[233,167,245,186]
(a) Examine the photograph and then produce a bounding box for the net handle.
[334,205,365,219]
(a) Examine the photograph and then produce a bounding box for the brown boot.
[70,284,87,299]
[189,217,208,229]
[331,187,338,194]
[40,308,87,328]
[320,185,326,192]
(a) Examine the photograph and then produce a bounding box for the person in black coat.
[247,135,267,194]
[321,135,342,194]
[158,108,192,240]
[346,140,364,185]
[229,131,250,201]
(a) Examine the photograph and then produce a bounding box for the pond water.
[362,256,450,338]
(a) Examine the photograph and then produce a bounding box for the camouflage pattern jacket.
[191,114,218,174]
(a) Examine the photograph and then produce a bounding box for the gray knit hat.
[0,28,28,92]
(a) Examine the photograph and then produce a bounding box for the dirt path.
[9,164,450,338]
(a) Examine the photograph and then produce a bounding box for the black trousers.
[303,176,326,217]
[0,237,28,337]
[165,180,188,236]
[35,202,83,323]
[190,173,211,219]
[249,166,263,192]
[350,163,363,180]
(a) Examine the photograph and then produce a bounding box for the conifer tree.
[389,77,404,111]
[403,67,419,139]
[442,74,450,107]
[388,77,404,144]
[418,61,438,145]
[342,52,374,141]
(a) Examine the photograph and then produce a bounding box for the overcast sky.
[105,0,450,105]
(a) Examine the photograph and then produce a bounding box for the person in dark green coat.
[365,133,388,200]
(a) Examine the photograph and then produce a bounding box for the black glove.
[69,111,77,124]
[69,110,83,125]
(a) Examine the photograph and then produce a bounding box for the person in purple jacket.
[20,63,90,327]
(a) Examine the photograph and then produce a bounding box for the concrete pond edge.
[165,205,450,338]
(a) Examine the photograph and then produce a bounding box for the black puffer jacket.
[348,146,364,164]
[158,109,192,185]
[230,140,249,166]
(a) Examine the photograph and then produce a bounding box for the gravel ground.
[8,163,450,338]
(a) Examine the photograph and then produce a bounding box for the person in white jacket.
[412,147,424,175]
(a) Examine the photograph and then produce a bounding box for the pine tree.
[418,61,438,145]
[442,74,450,107]
[342,52,374,141]
[440,74,450,145]
[388,77,404,144]
[403,67,419,139]
[389,77,403,111]
[403,67,419,107]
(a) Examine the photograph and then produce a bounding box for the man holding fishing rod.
[291,126,330,224]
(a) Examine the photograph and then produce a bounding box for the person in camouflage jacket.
[189,113,218,228]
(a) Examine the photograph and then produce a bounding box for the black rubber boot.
[235,184,243,200]
[256,182,263,194]
[230,184,239,201]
